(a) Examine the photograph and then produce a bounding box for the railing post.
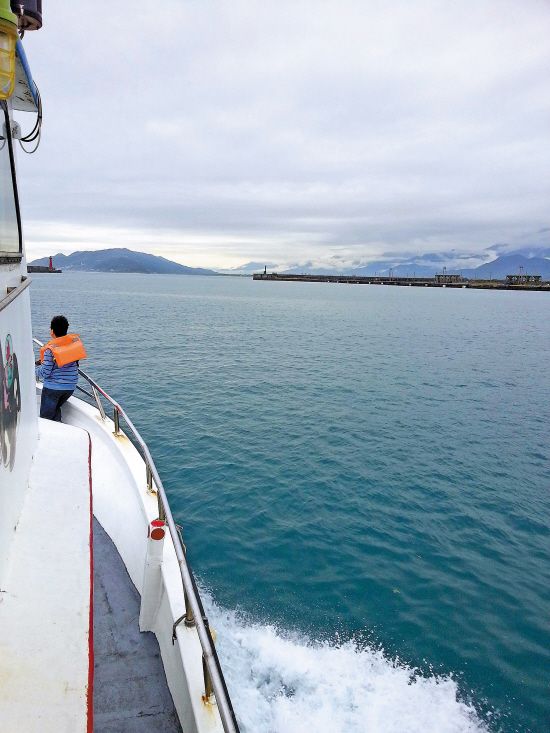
[175,522,196,628]
[92,385,106,420]
[170,521,196,630]
[202,654,214,700]
[146,464,154,493]
[113,407,120,434]
[157,493,166,522]
[184,587,195,627]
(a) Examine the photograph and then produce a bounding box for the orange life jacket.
[40,334,87,367]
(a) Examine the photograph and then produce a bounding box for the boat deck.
[0,416,182,732]
[0,420,92,732]
[93,517,182,732]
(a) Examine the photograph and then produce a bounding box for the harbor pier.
[253,273,550,291]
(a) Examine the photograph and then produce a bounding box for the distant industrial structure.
[253,269,548,291]
[434,273,465,284]
[505,273,542,285]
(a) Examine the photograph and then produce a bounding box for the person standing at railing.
[35,315,87,422]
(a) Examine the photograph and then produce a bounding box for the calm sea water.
[31,273,549,733]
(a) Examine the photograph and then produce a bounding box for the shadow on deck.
[93,518,183,732]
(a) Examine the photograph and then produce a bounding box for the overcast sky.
[17,0,550,269]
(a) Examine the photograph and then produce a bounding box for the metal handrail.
[0,276,30,312]
[33,338,240,733]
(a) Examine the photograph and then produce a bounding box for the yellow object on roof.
[0,17,17,100]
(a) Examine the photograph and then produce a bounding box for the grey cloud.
[16,0,550,268]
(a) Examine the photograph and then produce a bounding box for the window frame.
[0,100,23,262]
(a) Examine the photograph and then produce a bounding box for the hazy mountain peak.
[29,249,217,276]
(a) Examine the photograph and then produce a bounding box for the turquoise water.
[31,273,549,732]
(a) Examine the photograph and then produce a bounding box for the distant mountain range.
[460,255,550,280]
[31,246,550,279]
[29,248,216,275]
[281,262,440,277]
[272,252,550,279]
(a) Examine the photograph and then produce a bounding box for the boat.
[0,3,240,731]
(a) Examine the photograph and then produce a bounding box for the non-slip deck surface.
[93,518,182,733]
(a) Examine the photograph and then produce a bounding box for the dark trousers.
[40,387,74,422]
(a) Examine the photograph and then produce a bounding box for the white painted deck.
[0,419,92,733]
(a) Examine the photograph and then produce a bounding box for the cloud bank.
[17,0,550,268]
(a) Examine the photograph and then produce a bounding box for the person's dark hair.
[51,315,69,337]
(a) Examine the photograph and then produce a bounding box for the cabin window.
[0,102,21,256]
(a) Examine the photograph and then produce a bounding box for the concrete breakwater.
[253,273,550,291]
[27,265,62,273]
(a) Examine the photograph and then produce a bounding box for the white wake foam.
[204,594,488,733]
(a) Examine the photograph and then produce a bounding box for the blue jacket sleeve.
[36,349,54,381]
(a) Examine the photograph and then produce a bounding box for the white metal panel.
[0,287,38,584]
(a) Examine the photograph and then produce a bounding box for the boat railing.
[33,338,240,733]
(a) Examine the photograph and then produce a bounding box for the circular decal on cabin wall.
[0,334,22,471]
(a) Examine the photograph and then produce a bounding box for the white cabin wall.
[0,287,38,584]
[0,95,37,585]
